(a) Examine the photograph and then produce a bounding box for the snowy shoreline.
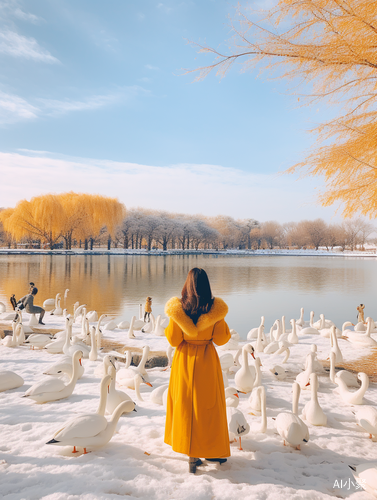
[0,248,376,258]
[1,312,377,499]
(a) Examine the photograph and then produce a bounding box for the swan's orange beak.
[108,385,110,393]
[306,382,310,386]
[79,359,82,366]
[251,353,255,359]
[235,393,239,398]
[146,382,153,387]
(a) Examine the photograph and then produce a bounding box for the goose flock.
[1,299,377,497]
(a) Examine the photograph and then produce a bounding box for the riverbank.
[0,248,376,257]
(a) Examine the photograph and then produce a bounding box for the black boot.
[206,458,227,464]
[188,457,202,473]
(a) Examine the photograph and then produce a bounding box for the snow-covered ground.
[1,312,377,499]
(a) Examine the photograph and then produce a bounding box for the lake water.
[0,254,376,337]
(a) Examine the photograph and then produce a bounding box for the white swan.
[330,326,343,364]
[226,387,250,450]
[287,319,299,344]
[249,384,265,416]
[95,314,107,350]
[43,293,60,309]
[312,313,335,330]
[253,324,267,353]
[142,314,155,333]
[276,382,309,450]
[296,307,305,327]
[334,372,369,405]
[329,351,359,388]
[343,317,377,346]
[299,311,320,335]
[150,383,169,405]
[88,326,98,361]
[247,316,265,340]
[118,345,150,380]
[295,353,314,389]
[118,372,152,402]
[44,317,73,354]
[349,463,377,497]
[86,310,98,322]
[25,333,54,349]
[318,314,342,338]
[104,319,117,331]
[234,344,256,393]
[152,315,166,337]
[24,350,83,404]
[94,354,122,378]
[46,375,135,454]
[2,319,21,347]
[0,371,24,392]
[305,344,325,373]
[301,373,327,426]
[354,406,377,440]
[73,304,87,323]
[43,355,85,380]
[106,364,134,414]
[220,353,235,373]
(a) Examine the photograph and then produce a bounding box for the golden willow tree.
[0,193,125,249]
[192,0,377,218]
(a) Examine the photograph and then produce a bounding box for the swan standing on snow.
[234,344,256,393]
[330,326,343,364]
[334,372,369,405]
[295,353,314,390]
[225,387,250,450]
[287,319,299,344]
[301,373,327,426]
[118,372,152,402]
[299,311,320,335]
[44,316,73,354]
[276,382,309,450]
[296,308,305,327]
[2,318,23,347]
[46,375,136,454]
[24,350,83,404]
[305,344,325,374]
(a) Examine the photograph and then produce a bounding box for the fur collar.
[165,297,228,337]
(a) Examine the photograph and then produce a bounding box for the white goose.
[276,382,309,450]
[24,350,83,404]
[118,345,150,380]
[287,319,299,344]
[247,316,265,340]
[343,317,377,347]
[334,372,369,405]
[234,344,256,393]
[106,364,134,414]
[46,375,135,454]
[226,387,250,450]
[0,371,24,392]
[329,351,359,388]
[254,324,267,353]
[354,406,377,440]
[301,373,327,426]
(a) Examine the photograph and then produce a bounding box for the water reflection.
[0,255,376,337]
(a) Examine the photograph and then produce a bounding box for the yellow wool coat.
[164,296,231,458]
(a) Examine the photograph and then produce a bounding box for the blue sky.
[0,0,344,222]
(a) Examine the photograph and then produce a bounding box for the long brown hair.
[181,268,214,324]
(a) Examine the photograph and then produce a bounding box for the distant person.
[164,268,231,473]
[357,304,365,323]
[18,287,45,325]
[144,297,152,322]
[10,294,17,310]
[29,282,35,294]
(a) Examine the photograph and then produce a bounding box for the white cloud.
[145,64,160,71]
[0,150,342,223]
[0,86,146,124]
[0,90,38,124]
[0,30,58,63]
[13,7,40,23]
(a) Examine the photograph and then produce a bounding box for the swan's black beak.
[133,408,137,412]
[303,439,308,442]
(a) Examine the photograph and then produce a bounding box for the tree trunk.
[84,239,88,250]
[107,237,111,250]
[90,238,94,250]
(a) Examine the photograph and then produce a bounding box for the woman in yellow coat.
[164,267,231,473]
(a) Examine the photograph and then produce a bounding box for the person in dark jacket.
[18,287,45,325]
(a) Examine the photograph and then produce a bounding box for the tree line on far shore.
[0,193,375,251]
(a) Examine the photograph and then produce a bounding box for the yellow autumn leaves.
[0,193,125,249]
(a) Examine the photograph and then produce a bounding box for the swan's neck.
[260,387,267,433]
[292,383,300,415]
[365,319,372,337]
[55,293,60,308]
[97,377,110,416]
[329,353,335,383]
[63,322,72,351]
[234,348,242,367]
[261,316,265,327]
[138,347,149,370]
[67,354,80,388]
[90,329,97,359]
[254,360,262,387]
[300,308,304,322]
[129,316,135,333]
[242,348,249,368]
[125,350,132,369]
[320,315,325,330]
[134,376,144,401]
[154,315,161,330]
[291,320,296,336]
[306,353,314,374]
[281,317,286,335]
[310,311,314,328]
[311,378,319,404]
[282,347,290,364]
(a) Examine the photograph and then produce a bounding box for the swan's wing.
[54,414,107,441]
[44,362,72,376]
[25,377,66,396]
[227,408,250,436]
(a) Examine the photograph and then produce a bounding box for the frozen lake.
[1,254,377,334]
